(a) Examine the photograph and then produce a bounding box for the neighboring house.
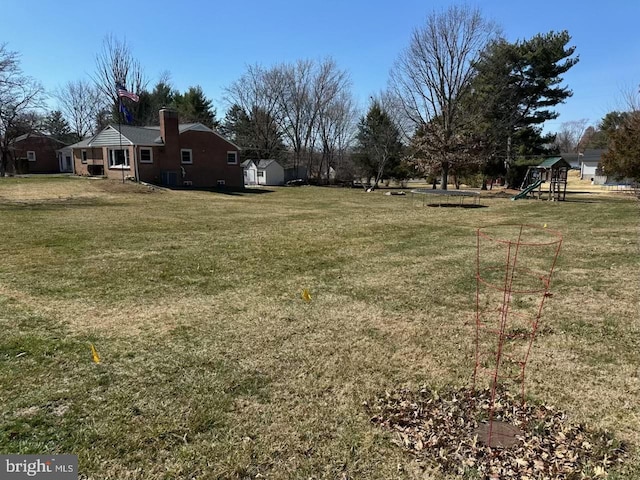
[579,149,606,180]
[69,109,242,188]
[10,132,69,174]
[243,159,284,186]
[559,152,580,169]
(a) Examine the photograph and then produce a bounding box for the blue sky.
[3,0,639,132]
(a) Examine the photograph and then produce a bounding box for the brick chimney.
[159,108,180,162]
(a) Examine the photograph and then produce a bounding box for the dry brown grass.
[0,176,638,479]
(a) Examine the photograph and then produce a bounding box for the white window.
[217,180,226,186]
[27,151,36,162]
[227,151,237,165]
[181,149,193,164]
[108,148,130,169]
[257,171,264,178]
[140,148,153,163]
[81,150,87,164]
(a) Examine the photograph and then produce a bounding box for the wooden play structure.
[513,157,570,201]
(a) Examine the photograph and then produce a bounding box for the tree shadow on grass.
[0,198,118,211]
[165,186,276,196]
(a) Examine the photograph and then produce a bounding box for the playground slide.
[511,179,543,200]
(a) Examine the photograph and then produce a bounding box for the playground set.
[512,157,571,201]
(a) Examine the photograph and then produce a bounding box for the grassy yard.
[0,176,638,479]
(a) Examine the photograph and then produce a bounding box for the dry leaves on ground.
[367,387,627,479]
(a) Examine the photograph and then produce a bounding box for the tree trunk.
[0,150,7,177]
[481,178,488,190]
[504,135,512,188]
[441,161,449,190]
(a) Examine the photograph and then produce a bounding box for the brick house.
[69,109,242,188]
[10,132,69,174]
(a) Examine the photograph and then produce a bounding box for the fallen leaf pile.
[367,387,627,479]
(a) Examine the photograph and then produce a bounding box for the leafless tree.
[317,89,357,182]
[389,5,498,189]
[554,118,589,153]
[0,43,45,176]
[92,34,147,107]
[55,79,103,139]
[309,59,354,181]
[224,64,283,160]
[620,83,640,113]
[269,60,317,176]
[225,58,356,180]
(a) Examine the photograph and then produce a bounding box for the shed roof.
[255,159,281,169]
[536,157,571,169]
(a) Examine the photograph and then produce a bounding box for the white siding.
[264,163,284,185]
[580,162,598,179]
[244,164,258,185]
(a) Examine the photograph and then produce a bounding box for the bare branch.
[55,79,104,138]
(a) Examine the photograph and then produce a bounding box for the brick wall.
[13,136,63,173]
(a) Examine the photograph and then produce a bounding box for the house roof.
[67,123,240,149]
[580,149,606,165]
[240,159,255,168]
[119,125,164,145]
[65,137,92,149]
[11,132,67,145]
[536,157,571,169]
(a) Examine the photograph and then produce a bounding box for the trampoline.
[411,188,482,207]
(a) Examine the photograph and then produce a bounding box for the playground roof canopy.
[535,157,571,169]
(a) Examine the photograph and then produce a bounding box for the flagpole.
[116,83,138,184]
[118,98,125,184]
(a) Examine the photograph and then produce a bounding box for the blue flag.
[119,101,133,124]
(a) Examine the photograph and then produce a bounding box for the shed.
[255,159,284,186]
[241,160,257,186]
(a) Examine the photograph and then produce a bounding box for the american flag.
[116,83,139,102]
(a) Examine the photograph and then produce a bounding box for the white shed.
[255,159,284,186]
[242,160,258,186]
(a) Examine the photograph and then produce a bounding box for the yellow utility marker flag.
[90,343,101,364]
[301,288,312,302]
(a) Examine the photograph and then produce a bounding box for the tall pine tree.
[354,101,404,189]
[471,30,579,184]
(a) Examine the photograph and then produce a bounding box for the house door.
[64,156,72,172]
[161,171,178,187]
